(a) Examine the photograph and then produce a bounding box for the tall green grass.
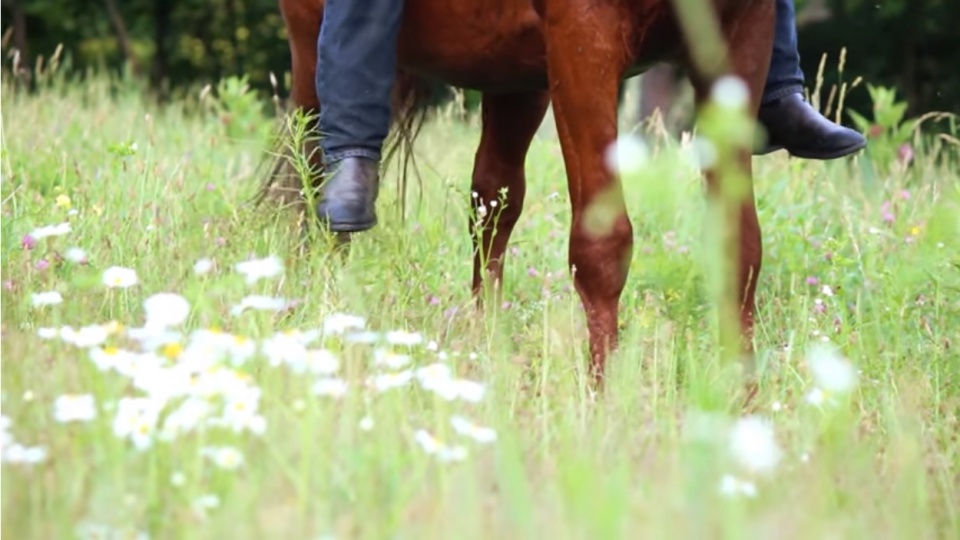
[2,64,959,540]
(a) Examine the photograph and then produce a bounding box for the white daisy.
[373,348,411,369]
[2,443,48,465]
[450,379,486,403]
[31,291,63,307]
[305,349,339,376]
[369,370,413,392]
[415,363,453,387]
[53,394,97,423]
[384,330,423,346]
[160,397,212,440]
[37,327,59,339]
[29,222,72,240]
[450,415,497,443]
[728,416,782,475]
[102,266,139,288]
[261,332,308,368]
[234,255,283,285]
[191,494,221,520]
[414,429,468,462]
[229,295,289,316]
[312,378,348,398]
[718,474,757,498]
[143,292,191,328]
[201,446,244,470]
[88,346,136,372]
[193,258,214,275]
[805,343,858,394]
[60,324,110,348]
[323,313,366,335]
[112,396,164,451]
[225,335,257,366]
[64,247,88,263]
[171,472,187,487]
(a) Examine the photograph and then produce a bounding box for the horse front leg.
[540,0,635,388]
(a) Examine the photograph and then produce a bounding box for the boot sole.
[786,139,867,161]
[323,218,377,233]
[754,144,784,156]
[754,140,866,160]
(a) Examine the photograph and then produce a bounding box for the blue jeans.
[763,0,805,105]
[315,0,806,158]
[315,0,404,165]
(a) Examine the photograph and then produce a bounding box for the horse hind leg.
[470,91,550,303]
[684,1,775,395]
[264,0,325,216]
[540,2,635,388]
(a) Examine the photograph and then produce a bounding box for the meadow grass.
[2,70,959,540]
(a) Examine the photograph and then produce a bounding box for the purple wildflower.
[897,144,914,166]
[881,201,895,223]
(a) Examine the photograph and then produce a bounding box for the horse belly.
[396,1,548,93]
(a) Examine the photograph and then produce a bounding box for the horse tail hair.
[381,69,433,224]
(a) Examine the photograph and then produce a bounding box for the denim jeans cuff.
[761,84,804,106]
[323,147,381,165]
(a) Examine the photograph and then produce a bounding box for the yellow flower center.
[162,342,183,360]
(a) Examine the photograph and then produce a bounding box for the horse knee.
[470,161,526,230]
[570,212,634,303]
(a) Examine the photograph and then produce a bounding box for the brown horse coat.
[267,0,775,389]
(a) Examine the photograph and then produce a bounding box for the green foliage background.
[3,0,958,118]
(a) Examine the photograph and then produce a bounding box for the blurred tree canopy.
[2,0,958,120]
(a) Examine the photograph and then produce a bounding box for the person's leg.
[315,0,405,232]
[762,0,805,103]
[756,0,866,160]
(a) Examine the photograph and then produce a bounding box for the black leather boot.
[316,156,380,233]
[756,92,866,160]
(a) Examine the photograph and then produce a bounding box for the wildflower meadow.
[2,61,959,539]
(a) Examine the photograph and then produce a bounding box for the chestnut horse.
[260,0,775,387]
